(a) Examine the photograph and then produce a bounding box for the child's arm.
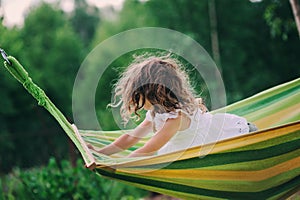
[88,119,152,155]
[129,116,181,157]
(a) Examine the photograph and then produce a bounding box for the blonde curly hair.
[110,54,201,124]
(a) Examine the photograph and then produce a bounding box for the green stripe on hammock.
[96,168,300,200]
[2,56,300,199]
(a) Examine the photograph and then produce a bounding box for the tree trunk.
[0,0,4,21]
[208,0,222,71]
[68,139,77,167]
[289,0,300,38]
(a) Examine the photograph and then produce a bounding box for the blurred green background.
[0,0,299,199]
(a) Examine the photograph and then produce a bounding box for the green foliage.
[92,0,300,108]
[263,0,296,40]
[0,2,86,173]
[0,158,148,200]
[0,23,25,173]
[21,2,83,115]
[70,0,101,48]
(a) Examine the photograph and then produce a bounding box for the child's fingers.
[87,143,95,150]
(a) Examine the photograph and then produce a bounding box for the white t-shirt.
[145,109,249,155]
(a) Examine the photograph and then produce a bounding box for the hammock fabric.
[2,56,300,200]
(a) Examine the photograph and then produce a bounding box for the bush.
[0,158,148,200]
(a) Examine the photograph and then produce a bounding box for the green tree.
[0,2,85,172]
[21,2,83,116]
[92,0,300,109]
[0,21,24,173]
[263,0,298,40]
[70,0,101,49]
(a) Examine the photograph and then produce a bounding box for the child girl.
[88,54,257,157]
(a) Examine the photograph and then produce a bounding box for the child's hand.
[87,143,107,155]
[87,143,95,151]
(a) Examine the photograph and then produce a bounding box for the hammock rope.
[1,51,300,200]
[2,54,96,168]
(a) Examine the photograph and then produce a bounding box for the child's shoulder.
[146,110,179,122]
[148,109,199,122]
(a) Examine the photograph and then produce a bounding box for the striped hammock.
[2,56,300,200]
